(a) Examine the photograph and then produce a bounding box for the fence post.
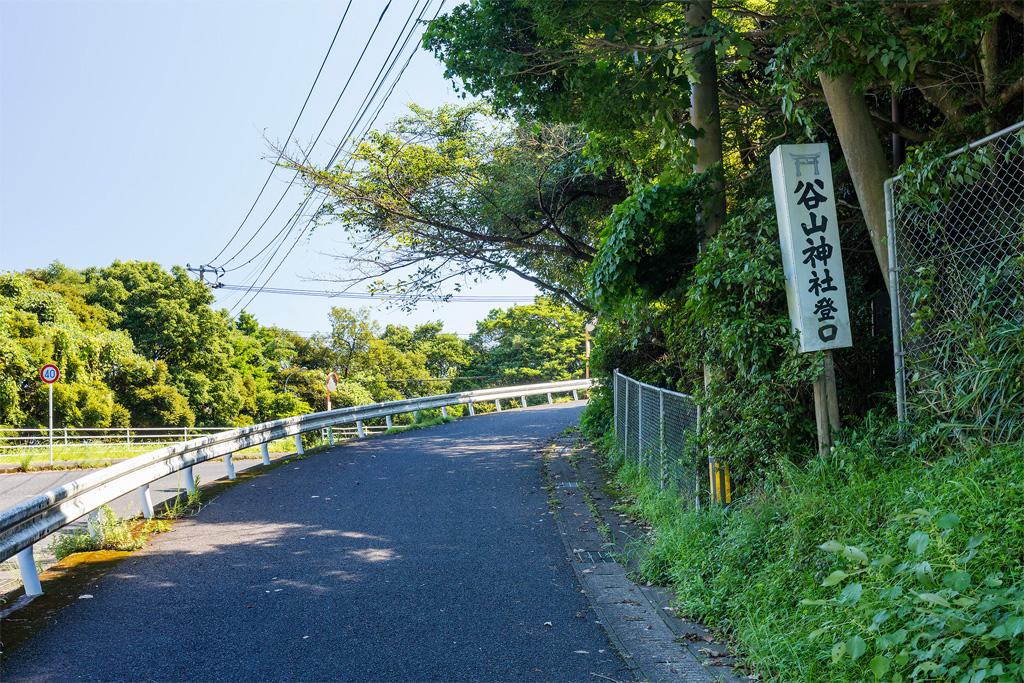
[137,484,155,519]
[467,403,475,416]
[63,427,68,445]
[495,400,502,412]
[356,421,365,438]
[885,178,907,423]
[613,370,619,440]
[224,453,236,480]
[126,427,131,447]
[695,404,703,511]
[622,379,629,459]
[260,442,271,466]
[637,385,644,469]
[16,547,42,597]
[184,466,196,495]
[293,434,304,455]
[659,390,666,490]
[183,426,188,442]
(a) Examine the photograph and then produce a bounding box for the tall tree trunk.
[818,72,891,292]
[687,0,725,240]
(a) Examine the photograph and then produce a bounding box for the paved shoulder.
[3,403,631,682]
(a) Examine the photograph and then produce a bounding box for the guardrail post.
[260,442,271,466]
[356,421,365,438]
[521,395,528,408]
[16,547,42,597]
[225,453,237,480]
[468,403,475,416]
[184,466,196,495]
[126,427,131,447]
[87,510,100,539]
[327,427,335,446]
[495,399,502,412]
[385,415,393,428]
[294,434,304,455]
[63,427,68,445]
[137,484,155,519]
[546,392,553,405]
[572,389,579,400]
[441,406,448,419]
[413,410,420,422]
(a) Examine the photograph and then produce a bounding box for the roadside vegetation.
[289,2,1023,680]
[0,259,585,438]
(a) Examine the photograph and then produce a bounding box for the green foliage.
[590,175,708,308]
[809,509,1024,681]
[466,298,586,383]
[607,421,1024,682]
[51,506,143,560]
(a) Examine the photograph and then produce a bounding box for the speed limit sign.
[40,364,60,384]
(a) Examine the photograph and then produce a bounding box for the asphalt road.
[3,403,631,682]
[0,450,295,592]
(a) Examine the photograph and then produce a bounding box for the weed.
[160,479,203,519]
[51,506,144,561]
[599,425,1024,681]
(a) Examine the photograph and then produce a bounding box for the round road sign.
[40,364,60,384]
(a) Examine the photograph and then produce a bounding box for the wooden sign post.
[770,143,852,456]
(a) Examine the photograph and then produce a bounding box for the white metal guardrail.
[1,379,590,597]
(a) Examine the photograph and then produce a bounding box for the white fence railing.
[2,379,591,597]
[612,370,704,508]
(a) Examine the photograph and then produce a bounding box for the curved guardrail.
[2,379,591,596]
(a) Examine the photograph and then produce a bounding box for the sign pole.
[48,383,54,466]
[813,350,840,456]
[770,143,852,458]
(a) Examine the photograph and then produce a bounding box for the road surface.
[3,403,632,682]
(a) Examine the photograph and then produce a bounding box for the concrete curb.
[544,438,746,683]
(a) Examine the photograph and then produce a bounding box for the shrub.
[51,506,143,560]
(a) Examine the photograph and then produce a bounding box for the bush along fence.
[611,370,721,509]
[886,120,1024,438]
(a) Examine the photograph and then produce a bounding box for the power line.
[219,283,535,303]
[214,0,398,272]
[230,0,443,315]
[206,1,353,266]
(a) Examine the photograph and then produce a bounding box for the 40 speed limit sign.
[40,363,60,384]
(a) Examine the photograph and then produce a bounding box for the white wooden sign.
[770,143,853,353]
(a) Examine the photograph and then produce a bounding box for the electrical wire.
[219,284,535,303]
[214,0,398,271]
[230,1,444,315]
[206,1,353,265]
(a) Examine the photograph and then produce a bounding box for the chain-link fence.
[612,370,701,508]
[886,121,1024,430]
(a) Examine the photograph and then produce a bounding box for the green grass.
[384,415,455,435]
[0,437,299,467]
[604,424,1024,682]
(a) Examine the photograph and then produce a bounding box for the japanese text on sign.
[769,143,853,353]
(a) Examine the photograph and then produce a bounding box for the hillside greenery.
[0,261,585,430]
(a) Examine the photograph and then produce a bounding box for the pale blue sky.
[0,0,538,336]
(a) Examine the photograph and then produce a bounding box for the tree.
[290,104,624,312]
[466,298,586,383]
